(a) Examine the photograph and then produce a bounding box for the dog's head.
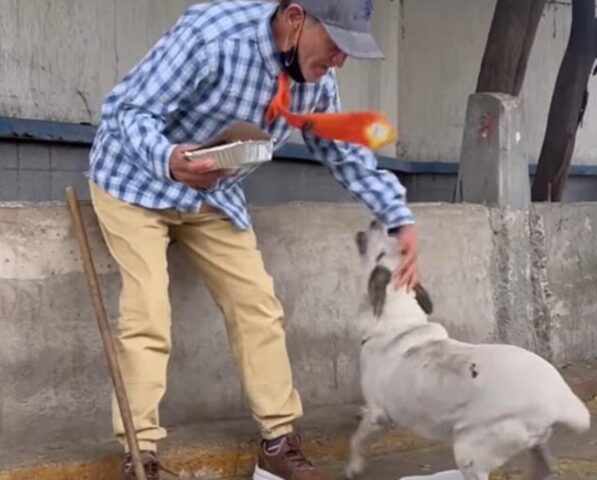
[355,219,433,318]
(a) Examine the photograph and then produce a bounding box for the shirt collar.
[256,3,283,78]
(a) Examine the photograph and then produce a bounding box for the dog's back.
[363,330,589,442]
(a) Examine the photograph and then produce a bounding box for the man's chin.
[304,66,329,82]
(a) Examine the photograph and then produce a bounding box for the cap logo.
[362,0,373,20]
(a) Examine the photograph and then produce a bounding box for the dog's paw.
[344,456,365,479]
[356,405,369,420]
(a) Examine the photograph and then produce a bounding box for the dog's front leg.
[345,406,384,479]
[528,444,559,480]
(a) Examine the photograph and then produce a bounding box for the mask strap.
[284,11,306,65]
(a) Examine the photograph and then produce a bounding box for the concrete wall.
[1,200,596,449]
[4,140,597,205]
[2,2,597,205]
[2,0,596,456]
[0,0,400,157]
[0,0,402,204]
[2,0,596,165]
[398,0,597,165]
[0,0,200,124]
[0,141,376,204]
[0,143,91,202]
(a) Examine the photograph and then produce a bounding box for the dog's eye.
[369,219,383,230]
[376,252,386,262]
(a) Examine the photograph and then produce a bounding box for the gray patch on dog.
[356,231,368,256]
[368,265,392,317]
[413,284,433,315]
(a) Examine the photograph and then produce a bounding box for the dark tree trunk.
[531,0,597,202]
[476,0,547,95]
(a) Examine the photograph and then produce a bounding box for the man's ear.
[413,284,433,315]
[368,265,392,317]
[283,4,306,29]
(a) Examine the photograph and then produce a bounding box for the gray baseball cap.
[293,0,384,59]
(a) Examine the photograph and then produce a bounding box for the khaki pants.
[89,181,302,451]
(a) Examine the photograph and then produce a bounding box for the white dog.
[345,219,590,480]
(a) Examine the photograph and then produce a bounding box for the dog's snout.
[356,231,368,255]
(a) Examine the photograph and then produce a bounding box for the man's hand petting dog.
[392,224,419,290]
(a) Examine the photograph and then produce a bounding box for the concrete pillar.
[455,93,530,210]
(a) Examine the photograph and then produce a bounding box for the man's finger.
[211,168,234,177]
[391,248,416,277]
[394,258,419,287]
[406,269,420,291]
[398,250,417,276]
[187,158,215,173]
[395,266,417,291]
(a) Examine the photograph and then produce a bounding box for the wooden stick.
[65,186,147,480]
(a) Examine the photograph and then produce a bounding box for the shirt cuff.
[388,217,416,235]
[153,139,176,181]
[161,143,178,182]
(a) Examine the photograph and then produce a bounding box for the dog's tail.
[556,392,591,434]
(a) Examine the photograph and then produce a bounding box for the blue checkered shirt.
[89,0,414,230]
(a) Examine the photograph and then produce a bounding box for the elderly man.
[89,0,419,478]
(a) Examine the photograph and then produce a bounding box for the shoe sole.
[253,465,286,480]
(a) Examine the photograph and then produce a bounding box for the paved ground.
[1,364,596,480]
[183,400,597,480]
[320,407,597,479]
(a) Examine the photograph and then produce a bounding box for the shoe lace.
[284,435,314,469]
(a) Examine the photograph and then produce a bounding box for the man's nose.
[332,51,348,68]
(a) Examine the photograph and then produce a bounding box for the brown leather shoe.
[253,434,326,480]
[122,451,160,480]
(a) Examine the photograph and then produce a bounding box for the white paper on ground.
[399,470,465,480]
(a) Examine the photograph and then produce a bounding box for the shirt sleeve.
[301,73,415,230]
[108,19,215,181]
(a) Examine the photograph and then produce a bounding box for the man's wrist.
[388,222,415,236]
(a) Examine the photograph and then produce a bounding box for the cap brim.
[322,23,385,60]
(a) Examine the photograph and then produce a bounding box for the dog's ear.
[355,231,368,256]
[413,284,433,315]
[368,265,392,317]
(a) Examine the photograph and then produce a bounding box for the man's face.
[283,6,348,82]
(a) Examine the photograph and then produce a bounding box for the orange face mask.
[265,72,398,150]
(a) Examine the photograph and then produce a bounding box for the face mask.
[279,45,305,83]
